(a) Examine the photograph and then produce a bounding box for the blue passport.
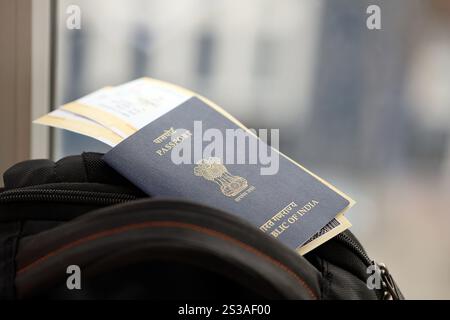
[103,97,351,251]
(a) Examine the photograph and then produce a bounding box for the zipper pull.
[378,262,405,300]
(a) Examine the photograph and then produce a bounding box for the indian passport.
[103,96,353,253]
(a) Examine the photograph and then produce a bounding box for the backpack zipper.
[0,189,138,205]
[335,232,372,265]
[335,232,403,300]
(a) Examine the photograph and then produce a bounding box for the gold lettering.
[153,127,176,144]
[155,130,192,156]
[296,200,319,217]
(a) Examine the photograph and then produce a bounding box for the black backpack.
[0,153,403,300]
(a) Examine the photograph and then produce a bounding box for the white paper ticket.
[33,109,123,147]
[61,79,192,138]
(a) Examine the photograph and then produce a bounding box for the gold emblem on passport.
[194,157,248,197]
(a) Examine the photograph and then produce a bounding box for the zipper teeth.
[336,233,387,299]
[0,189,137,205]
[335,232,372,266]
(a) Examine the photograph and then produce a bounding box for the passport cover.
[103,97,351,251]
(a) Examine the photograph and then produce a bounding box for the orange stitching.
[17,221,318,299]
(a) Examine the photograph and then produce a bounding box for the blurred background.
[27,0,450,298]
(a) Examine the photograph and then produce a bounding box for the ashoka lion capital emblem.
[194,157,248,197]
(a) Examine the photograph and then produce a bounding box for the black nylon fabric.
[306,240,370,284]
[0,222,21,300]
[3,159,58,189]
[3,153,140,191]
[0,153,393,300]
[323,262,378,299]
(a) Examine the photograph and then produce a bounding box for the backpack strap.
[15,199,321,300]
